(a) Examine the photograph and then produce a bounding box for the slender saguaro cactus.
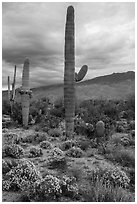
[19,58,32,127]
[8,76,11,103]
[64,6,75,137]
[7,65,17,114]
[11,65,17,101]
[64,6,88,138]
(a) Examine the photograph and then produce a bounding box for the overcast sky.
[2,2,135,89]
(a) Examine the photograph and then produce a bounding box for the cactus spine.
[64,6,75,137]
[20,58,31,127]
[64,6,88,138]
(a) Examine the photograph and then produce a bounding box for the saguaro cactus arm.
[75,65,88,82]
[64,6,75,138]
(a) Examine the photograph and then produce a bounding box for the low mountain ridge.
[2,71,135,102]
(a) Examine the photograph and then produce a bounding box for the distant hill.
[2,71,135,102]
[79,71,135,85]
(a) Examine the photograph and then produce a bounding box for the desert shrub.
[3,132,20,144]
[50,97,65,118]
[23,175,62,201]
[74,117,94,137]
[30,97,49,118]
[47,147,67,169]
[2,100,11,115]
[2,159,41,191]
[129,120,135,130]
[3,144,24,158]
[28,146,43,158]
[22,132,48,144]
[35,132,48,143]
[67,167,84,182]
[60,140,76,151]
[10,102,22,124]
[77,138,91,151]
[89,167,130,189]
[44,115,61,129]
[79,179,134,202]
[48,128,62,137]
[22,174,78,202]
[110,133,132,147]
[66,147,84,158]
[60,175,79,197]
[127,168,135,191]
[105,146,135,168]
[40,141,53,149]
[2,159,11,174]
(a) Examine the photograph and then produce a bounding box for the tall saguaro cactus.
[19,58,32,127]
[64,6,88,138]
[64,6,75,137]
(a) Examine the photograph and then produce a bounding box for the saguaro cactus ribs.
[64,6,88,138]
[64,6,75,138]
[19,58,32,127]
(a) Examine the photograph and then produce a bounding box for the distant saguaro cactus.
[96,120,105,137]
[19,58,32,127]
[64,6,88,138]
[7,65,17,114]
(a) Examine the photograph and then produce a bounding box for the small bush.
[40,141,52,149]
[77,138,91,151]
[90,167,130,188]
[28,147,43,158]
[48,128,62,137]
[2,159,11,174]
[66,147,84,158]
[110,133,131,146]
[22,132,48,144]
[47,148,67,169]
[60,175,79,197]
[2,159,41,191]
[79,179,134,202]
[3,144,24,158]
[24,175,62,201]
[60,140,76,151]
[3,132,20,145]
[106,147,135,168]
[22,174,78,202]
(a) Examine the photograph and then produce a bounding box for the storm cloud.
[2,2,135,89]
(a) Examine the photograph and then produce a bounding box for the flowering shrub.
[2,159,10,174]
[90,167,130,189]
[25,175,62,201]
[110,133,131,146]
[40,141,53,149]
[48,128,63,137]
[3,144,24,158]
[22,174,78,201]
[2,159,41,191]
[3,132,20,144]
[21,133,48,144]
[66,147,84,158]
[60,140,76,151]
[47,148,67,169]
[28,146,43,158]
[60,175,79,197]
